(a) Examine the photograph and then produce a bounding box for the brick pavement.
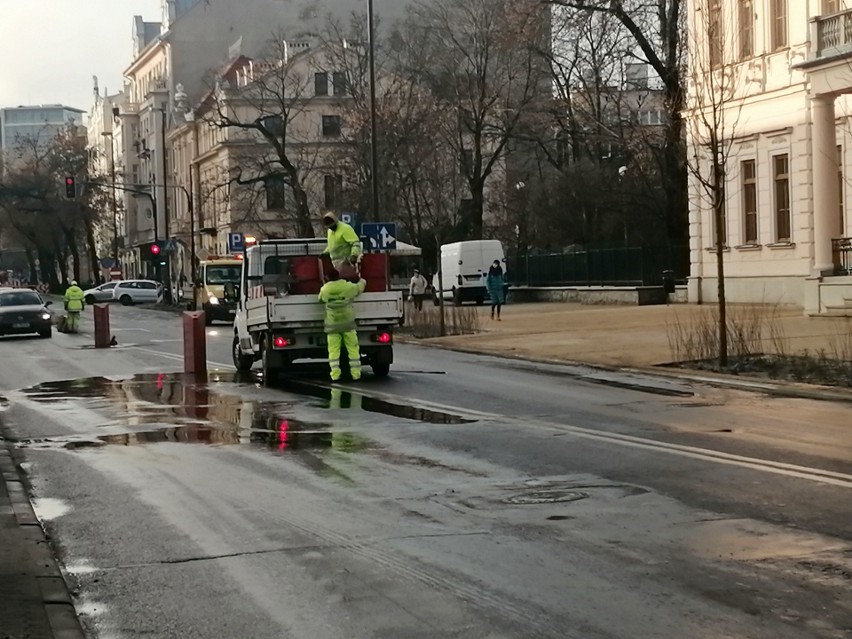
[0,444,83,639]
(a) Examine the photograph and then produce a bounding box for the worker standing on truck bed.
[318,268,367,382]
[322,212,361,271]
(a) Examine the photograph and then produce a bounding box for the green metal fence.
[507,245,689,287]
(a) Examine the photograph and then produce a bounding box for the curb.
[0,443,86,639]
[395,335,852,404]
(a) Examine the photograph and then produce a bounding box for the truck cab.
[232,239,403,379]
[191,257,243,325]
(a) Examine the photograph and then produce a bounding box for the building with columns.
[686,0,852,315]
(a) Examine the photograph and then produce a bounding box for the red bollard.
[93,304,111,348]
[182,311,208,382]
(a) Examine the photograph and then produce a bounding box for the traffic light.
[64,177,76,199]
[150,242,161,257]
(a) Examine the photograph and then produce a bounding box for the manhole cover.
[504,490,588,505]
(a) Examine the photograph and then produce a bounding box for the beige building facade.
[686,0,852,315]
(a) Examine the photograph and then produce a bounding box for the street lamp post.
[101,132,119,268]
[368,0,380,222]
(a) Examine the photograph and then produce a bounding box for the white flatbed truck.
[231,239,404,378]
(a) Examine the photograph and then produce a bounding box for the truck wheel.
[476,298,485,306]
[232,337,254,372]
[372,362,390,378]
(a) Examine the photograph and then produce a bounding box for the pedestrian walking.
[321,212,361,272]
[318,268,367,382]
[408,268,428,311]
[63,281,86,333]
[486,260,506,321]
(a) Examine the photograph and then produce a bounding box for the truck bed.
[245,291,403,329]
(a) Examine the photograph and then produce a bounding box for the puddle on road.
[14,373,469,476]
[31,497,72,521]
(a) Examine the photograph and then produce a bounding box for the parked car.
[84,281,119,304]
[112,280,163,306]
[0,288,53,338]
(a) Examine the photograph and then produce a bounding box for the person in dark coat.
[486,260,506,321]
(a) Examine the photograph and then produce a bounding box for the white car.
[112,280,163,306]
[83,281,119,304]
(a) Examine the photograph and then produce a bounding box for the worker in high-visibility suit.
[322,212,361,271]
[318,268,367,382]
[63,281,86,334]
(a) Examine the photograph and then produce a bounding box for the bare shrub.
[402,305,480,338]
[828,318,852,361]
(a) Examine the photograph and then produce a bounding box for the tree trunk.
[469,183,485,240]
[25,247,37,284]
[664,112,688,243]
[83,217,102,285]
[292,183,313,238]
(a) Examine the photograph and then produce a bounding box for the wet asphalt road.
[0,305,851,638]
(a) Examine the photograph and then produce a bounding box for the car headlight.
[208,296,219,305]
[42,313,51,320]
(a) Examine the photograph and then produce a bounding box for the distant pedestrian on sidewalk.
[63,281,86,333]
[486,260,506,321]
[408,268,428,311]
[318,268,367,382]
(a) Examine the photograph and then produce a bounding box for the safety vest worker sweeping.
[318,268,367,382]
[63,281,86,333]
[322,212,361,271]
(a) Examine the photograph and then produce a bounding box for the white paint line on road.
[130,347,852,490]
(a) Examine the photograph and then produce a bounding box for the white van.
[432,240,506,305]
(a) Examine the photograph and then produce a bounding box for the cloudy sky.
[0,0,162,116]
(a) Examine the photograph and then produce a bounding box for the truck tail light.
[273,336,293,349]
[373,332,392,344]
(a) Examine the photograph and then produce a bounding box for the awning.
[390,241,422,256]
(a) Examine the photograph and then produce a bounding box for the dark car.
[0,289,53,338]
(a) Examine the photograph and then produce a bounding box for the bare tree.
[685,0,746,366]
[407,0,547,239]
[203,35,345,237]
[546,0,687,243]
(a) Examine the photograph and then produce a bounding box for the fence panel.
[508,245,688,287]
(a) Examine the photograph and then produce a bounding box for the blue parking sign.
[228,232,245,253]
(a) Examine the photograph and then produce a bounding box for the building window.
[315,72,329,97]
[773,154,791,242]
[771,0,788,50]
[824,0,841,15]
[324,174,343,209]
[709,0,723,68]
[742,160,758,244]
[460,149,473,176]
[740,0,754,59]
[264,175,287,210]
[322,115,341,138]
[333,72,348,97]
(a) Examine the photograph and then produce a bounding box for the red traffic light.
[64,176,76,198]
[65,177,74,186]
[150,243,161,256]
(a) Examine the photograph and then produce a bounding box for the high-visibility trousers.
[66,311,81,333]
[327,330,361,381]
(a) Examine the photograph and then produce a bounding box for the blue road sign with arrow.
[361,223,397,251]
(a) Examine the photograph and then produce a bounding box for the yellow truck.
[188,257,243,325]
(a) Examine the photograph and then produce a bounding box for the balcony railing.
[814,10,852,59]
[832,237,852,276]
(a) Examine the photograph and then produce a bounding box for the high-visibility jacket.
[318,278,367,334]
[64,285,85,313]
[324,222,361,264]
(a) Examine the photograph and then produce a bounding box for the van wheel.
[432,293,440,307]
[232,337,254,372]
[476,298,485,306]
[452,287,462,306]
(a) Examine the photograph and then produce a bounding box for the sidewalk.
[424,302,851,368]
[0,443,84,639]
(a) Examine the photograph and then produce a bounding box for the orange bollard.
[93,304,111,348]
[182,311,207,382]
